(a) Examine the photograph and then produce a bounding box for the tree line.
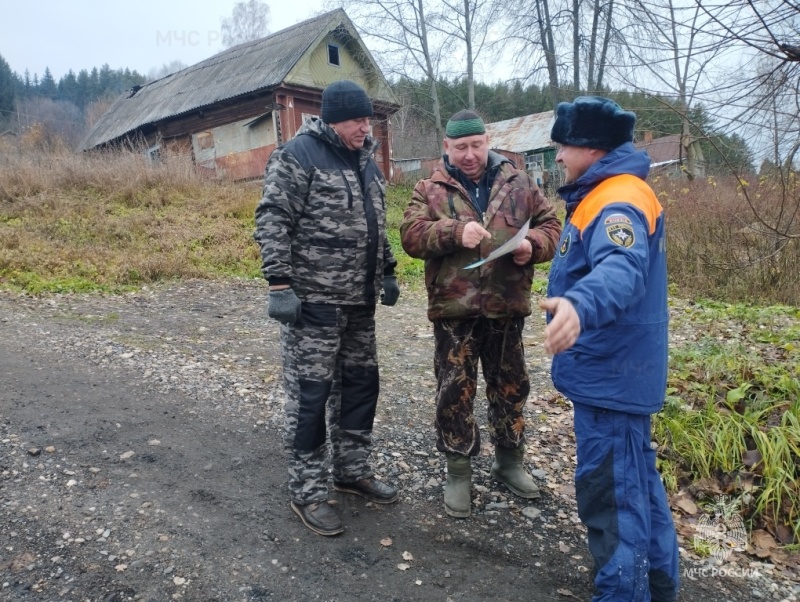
[392,76,753,174]
[0,49,752,175]
[11,64,147,111]
[0,54,147,146]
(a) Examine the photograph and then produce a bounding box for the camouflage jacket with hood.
[254,118,396,305]
[401,151,561,320]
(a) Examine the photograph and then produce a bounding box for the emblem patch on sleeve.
[559,233,571,256]
[604,215,635,247]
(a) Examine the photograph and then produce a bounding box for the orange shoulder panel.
[570,174,663,235]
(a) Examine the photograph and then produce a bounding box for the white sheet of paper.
[463,221,530,269]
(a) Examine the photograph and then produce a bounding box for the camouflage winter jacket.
[254,118,396,305]
[400,152,561,320]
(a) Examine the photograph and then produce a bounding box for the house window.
[327,44,340,66]
[525,152,544,172]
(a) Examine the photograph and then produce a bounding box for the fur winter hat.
[445,109,486,139]
[321,80,373,124]
[550,96,636,150]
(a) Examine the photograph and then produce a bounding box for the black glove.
[380,275,400,306]
[268,288,302,325]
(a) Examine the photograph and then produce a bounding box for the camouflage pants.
[433,317,530,456]
[280,303,379,504]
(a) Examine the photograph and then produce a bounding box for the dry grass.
[1,142,798,305]
[654,172,800,305]
[0,142,261,293]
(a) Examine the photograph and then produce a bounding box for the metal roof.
[635,134,681,164]
[80,9,387,150]
[484,111,555,154]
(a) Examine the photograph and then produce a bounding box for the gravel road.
[1,279,796,601]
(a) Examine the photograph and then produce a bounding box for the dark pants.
[573,402,679,602]
[433,317,530,456]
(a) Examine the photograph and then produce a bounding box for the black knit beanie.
[445,109,486,139]
[550,96,636,151]
[321,80,374,124]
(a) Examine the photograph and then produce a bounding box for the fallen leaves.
[396,550,414,571]
[673,495,699,515]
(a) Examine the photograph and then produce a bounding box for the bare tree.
[146,61,189,82]
[431,0,503,108]
[221,0,271,48]
[15,96,84,149]
[586,0,615,92]
[505,0,625,106]
[692,0,799,248]
[611,0,730,179]
[328,0,454,153]
[692,0,800,169]
[503,0,564,106]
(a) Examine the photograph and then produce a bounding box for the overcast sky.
[1,0,326,80]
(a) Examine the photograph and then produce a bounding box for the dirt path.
[0,280,790,601]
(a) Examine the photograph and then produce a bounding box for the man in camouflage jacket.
[254,80,399,536]
[400,109,561,518]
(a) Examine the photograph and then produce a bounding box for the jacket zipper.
[341,170,354,209]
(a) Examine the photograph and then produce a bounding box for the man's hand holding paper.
[464,221,530,269]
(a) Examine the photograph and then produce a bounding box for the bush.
[655,173,800,305]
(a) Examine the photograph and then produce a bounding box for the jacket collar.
[558,142,651,209]
[299,117,379,158]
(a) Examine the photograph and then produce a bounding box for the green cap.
[446,109,486,139]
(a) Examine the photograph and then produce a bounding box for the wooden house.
[80,9,399,180]
[483,111,557,189]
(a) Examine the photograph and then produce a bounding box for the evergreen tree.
[22,69,32,97]
[98,64,114,94]
[76,69,91,109]
[0,53,15,121]
[89,67,100,100]
[58,69,78,104]
[39,67,57,98]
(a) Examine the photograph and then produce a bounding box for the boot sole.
[444,503,470,518]
[333,483,399,504]
[490,468,542,499]
[290,502,344,536]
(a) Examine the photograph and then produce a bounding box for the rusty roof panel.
[80,9,363,150]
[484,111,555,154]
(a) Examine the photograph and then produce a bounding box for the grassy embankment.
[0,146,798,548]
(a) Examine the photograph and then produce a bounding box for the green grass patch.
[656,300,800,542]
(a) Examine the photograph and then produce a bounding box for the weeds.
[0,146,261,292]
[656,300,800,542]
[656,174,800,305]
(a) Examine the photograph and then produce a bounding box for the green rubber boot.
[444,453,472,518]
[490,444,541,499]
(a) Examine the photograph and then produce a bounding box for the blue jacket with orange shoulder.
[546,142,668,414]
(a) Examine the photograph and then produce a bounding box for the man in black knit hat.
[254,80,400,536]
[400,109,562,518]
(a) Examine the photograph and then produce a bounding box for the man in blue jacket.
[539,96,679,602]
